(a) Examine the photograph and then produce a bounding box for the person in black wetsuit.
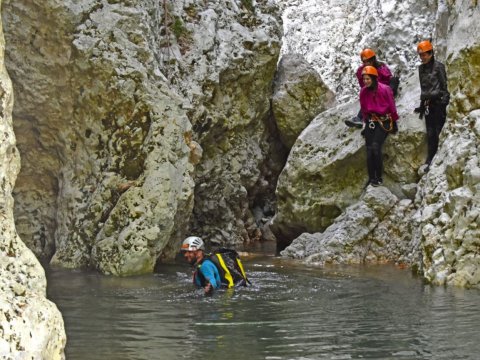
[414,40,450,169]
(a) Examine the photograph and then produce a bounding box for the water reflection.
[46,258,480,360]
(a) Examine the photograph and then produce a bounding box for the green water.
[47,256,480,360]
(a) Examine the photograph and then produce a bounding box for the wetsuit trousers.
[364,124,388,182]
[425,104,447,164]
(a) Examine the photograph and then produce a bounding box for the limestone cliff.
[277,0,480,288]
[0,4,66,357]
[2,0,284,275]
[413,0,480,287]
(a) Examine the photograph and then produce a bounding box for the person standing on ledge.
[414,40,450,170]
[359,66,399,187]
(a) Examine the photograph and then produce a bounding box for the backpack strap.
[213,253,235,288]
[235,258,250,284]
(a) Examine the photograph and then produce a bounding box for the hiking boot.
[345,116,363,128]
[370,180,380,187]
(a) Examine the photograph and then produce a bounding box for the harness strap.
[369,113,394,132]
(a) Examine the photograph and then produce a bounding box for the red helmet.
[362,66,378,77]
[417,40,433,53]
[360,48,376,61]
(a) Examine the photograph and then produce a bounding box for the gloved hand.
[414,103,425,119]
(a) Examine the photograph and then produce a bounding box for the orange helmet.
[417,40,433,53]
[362,65,378,77]
[360,48,376,61]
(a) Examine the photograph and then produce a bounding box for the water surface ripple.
[47,257,480,360]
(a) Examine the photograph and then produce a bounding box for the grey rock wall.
[163,1,284,247]
[277,0,480,288]
[412,0,480,287]
[3,0,197,276]
[0,5,66,357]
[2,0,284,275]
[272,53,336,148]
[279,0,437,98]
[272,75,426,241]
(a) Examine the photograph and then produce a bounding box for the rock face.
[277,0,480,288]
[2,0,283,274]
[272,53,335,148]
[3,0,196,275]
[0,8,66,358]
[172,1,285,247]
[413,0,480,287]
[272,0,435,241]
[272,74,426,242]
[279,0,437,98]
[414,110,480,287]
[281,186,418,267]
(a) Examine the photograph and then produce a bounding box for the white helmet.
[180,236,205,251]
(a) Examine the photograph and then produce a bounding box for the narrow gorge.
[1,0,479,357]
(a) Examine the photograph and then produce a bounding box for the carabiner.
[368,120,375,129]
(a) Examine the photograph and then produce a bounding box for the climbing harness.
[368,113,394,132]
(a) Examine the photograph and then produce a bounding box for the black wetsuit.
[418,58,450,164]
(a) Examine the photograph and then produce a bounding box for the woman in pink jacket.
[359,66,398,187]
[346,48,393,128]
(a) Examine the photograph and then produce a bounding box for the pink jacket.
[360,82,399,122]
[356,64,392,88]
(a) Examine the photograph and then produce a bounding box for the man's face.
[419,51,432,64]
[183,250,198,265]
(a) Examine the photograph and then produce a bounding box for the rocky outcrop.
[2,0,283,274]
[2,1,196,275]
[166,1,284,247]
[272,73,426,242]
[278,0,480,288]
[0,9,66,358]
[414,110,480,287]
[272,53,335,148]
[272,0,435,242]
[412,0,480,287]
[281,186,418,267]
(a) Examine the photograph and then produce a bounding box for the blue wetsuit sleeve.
[199,260,221,289]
